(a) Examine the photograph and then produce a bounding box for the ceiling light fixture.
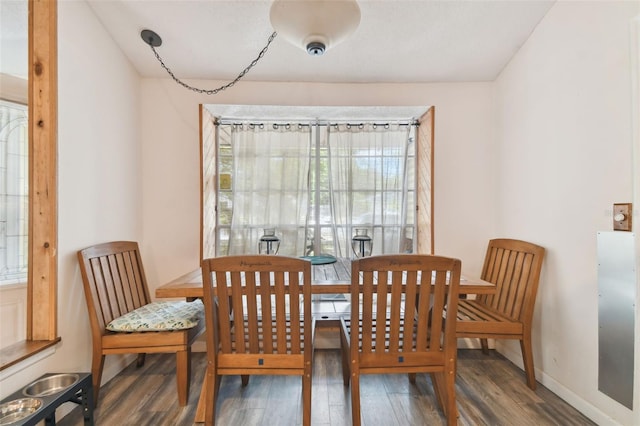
[140,0,360,94]
[270,0,361,56]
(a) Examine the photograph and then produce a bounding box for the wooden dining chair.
[340,254,462,426]
[77,241,205,406]
[454,238,545,390]
[201,255,314,426]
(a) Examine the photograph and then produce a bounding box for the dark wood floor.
[59,348,594,426]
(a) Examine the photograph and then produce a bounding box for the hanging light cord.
[148,31,278,95]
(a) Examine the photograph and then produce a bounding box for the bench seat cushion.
[106,300,204,332]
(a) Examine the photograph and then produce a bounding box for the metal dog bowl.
[22,373,80,397]
[0,398,42,425]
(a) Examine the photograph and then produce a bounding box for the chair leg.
[444,368,458,425]
[520,337,537,390]
[203,363,220,426]
[175,349,190,406]
[350,372,361,426]
[339,327,350,386]
[241,375,250,386]
[302,370,312,426]
[480,338,489,354]
[430,372,445,413]
[431,371,457,426]
[136,353,146,367]
[408,373,417,384]
[90,352,105,407]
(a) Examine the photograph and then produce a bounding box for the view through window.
[0,99,28,285]
[214,120,416,258]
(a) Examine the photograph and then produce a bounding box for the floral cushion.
[106,300,204,332]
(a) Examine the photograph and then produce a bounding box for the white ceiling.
[1,0,555,120]
[85,0,555,84]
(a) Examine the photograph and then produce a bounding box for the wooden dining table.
[155,257,496,300]
[155,257,494,423]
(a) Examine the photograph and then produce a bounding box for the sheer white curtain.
[228,122,312,255]
[327,123,412,257]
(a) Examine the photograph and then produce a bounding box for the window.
[0,100,28,285]
[213,120,416,258]
[320,123,416,255]
[201,106,434,260]
[216,122,312,255]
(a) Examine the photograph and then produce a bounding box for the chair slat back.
[77,241,151,331]
[477,239,545,322]
[202,255,312,356]
[351,255,461,358]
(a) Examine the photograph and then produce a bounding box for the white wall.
[0,0,141,399]
[494,1,640,425]
[139,80,497,293]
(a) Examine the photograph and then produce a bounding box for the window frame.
[200,107,435,259]
[0,0,59,371]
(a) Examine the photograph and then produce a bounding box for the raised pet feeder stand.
[0,372,93,425]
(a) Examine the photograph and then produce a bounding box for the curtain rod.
[216,119,418,127]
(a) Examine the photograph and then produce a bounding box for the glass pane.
[214,121,418,257]
[217,191,232,225]
[0,100,28,284]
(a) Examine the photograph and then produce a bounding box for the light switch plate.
[613,203,632,231]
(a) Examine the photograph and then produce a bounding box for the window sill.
[0,338,61,372]
[0,281,27,290]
